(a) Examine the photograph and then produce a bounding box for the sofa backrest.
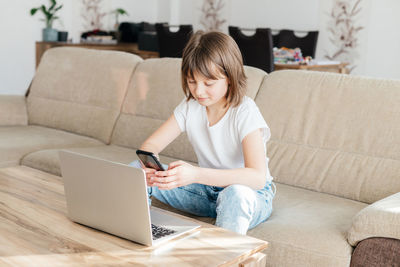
[111,57,267,162]
[256,70,400,204]
[27,47,142,143]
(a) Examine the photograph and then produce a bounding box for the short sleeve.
[237,100,270,144]
[173,98,188,132]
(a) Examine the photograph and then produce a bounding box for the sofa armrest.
[348,192,400,246]
[350,237,400,267]
[0,95,28,126]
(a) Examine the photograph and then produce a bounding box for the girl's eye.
[188,80,196,84]
[205,82,216,86]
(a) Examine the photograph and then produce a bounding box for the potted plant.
[110,8,129,31]
[30,0,63,42]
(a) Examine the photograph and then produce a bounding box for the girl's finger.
[146,179,155,186]
[151,175,177,183]
[168,160,185,169]
[155,168,178,177]
[144,168,156,174]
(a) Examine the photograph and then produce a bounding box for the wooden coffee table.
[0,166,268,266]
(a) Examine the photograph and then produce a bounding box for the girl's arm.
[139,114,181,187]
[139,114,182,156]
[152,128,267,190]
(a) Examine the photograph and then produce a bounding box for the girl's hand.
[144,167,157,187]
[138,160,159,187]
[151,160,197,190]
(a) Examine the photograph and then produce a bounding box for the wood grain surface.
[0,166,268,266]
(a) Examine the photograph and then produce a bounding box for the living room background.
[0,0,399,95]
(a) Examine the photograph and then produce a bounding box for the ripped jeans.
[129,160,276,234]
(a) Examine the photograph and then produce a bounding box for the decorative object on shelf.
[81,0,129,43]
[30,0,63,42]
[325,0,364,73]
[110,8,129,32]
[274,47,306,64]
[200,0,226,31]
[81,0,107,31]
[80,29,117,44]
[58,31,68,42]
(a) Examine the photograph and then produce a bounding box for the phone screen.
[136,150,165,171]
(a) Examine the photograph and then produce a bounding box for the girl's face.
[187,72,229,109]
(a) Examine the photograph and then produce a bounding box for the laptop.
[59,150,200,246]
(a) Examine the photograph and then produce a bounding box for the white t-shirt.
[174,96,273,182]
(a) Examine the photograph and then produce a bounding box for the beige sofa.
[1,47,399,266]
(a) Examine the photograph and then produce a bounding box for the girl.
[130,30,275,234]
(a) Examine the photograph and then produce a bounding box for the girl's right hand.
[144,167,157,186]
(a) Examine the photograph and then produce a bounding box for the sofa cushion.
[0,125,103,168]
[21,144,191,176]
[111,58,267,162]
[256,70,400,204]
[347,192,400,246]
[244,66,268,99]
[110,58,195,161]
[27,47,142,143]
[247,182,367,267]
[126,180,366,267]
[0,95,28,126]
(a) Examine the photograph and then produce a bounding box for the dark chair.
[117,22,156,43]
[155,23,193,58]
[138,31,159,52]
[118,22,143,43]
[272,32,280,49]
[228,26,274,73]
[138,22,158,51]
[273,30,319,58]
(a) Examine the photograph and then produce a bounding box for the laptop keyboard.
[151,224,176,240]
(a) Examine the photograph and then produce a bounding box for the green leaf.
[40,5,48,15]
[49,0,56,11]
[116,8,128,15]
[30,8,38,15]
[54,4,63,12]
[31,0,62,27]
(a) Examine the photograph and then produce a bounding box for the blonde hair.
[181,31,247,107]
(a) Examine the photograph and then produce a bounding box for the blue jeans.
[129,160,275,234]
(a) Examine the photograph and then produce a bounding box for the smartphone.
[136,149,165,171]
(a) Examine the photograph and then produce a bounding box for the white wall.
[187,0,320,33]
[363,0,400,79]
[228,0,320,31]
[0,0,70,95]
[1,0,400,95]
[0,0,158,95]
[316,0,372,75]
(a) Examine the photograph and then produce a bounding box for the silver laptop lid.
[59,150,153,245]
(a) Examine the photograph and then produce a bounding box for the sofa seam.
[269,138,400,162]
[114,113,167,122]
[108,60,143,144]
[253,74,268,100]
[27,95,121,111]
[0,160,20,166]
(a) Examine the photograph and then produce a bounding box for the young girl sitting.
[130,30,275,234]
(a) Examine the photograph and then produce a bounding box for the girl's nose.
[195,84,206,95]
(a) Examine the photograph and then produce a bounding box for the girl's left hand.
[152,160,197,190]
